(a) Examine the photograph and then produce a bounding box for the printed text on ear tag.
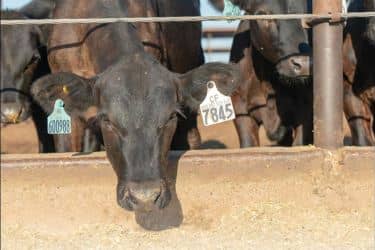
[47,99,71,134]
[199,81,236,126]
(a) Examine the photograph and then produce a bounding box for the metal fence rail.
[1,12,375,25]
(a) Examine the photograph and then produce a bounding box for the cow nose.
[128,181,161,204]
[1,104,24,124]
[117,180,171,211]
[290,58,303,73]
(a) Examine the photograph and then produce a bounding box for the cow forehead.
[100,81,177,127]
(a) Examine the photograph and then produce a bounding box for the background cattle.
[212,0,375,146]
[211,0,314,146]
[343,0,375,145]
[230,21,293,147]
[0,10,54,152]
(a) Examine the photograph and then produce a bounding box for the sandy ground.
[1,148,374,250]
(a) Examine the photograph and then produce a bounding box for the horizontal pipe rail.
[1,12,375,25]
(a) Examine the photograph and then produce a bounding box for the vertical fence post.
[313,0,344,149]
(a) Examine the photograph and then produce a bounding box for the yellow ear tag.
[63,85,69,95]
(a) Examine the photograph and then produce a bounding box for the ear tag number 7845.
[47,99,71,134]
[199,81,236,126]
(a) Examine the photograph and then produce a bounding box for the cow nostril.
[2,107,23,123]
[127,184,162,205]
[290,58,302,72]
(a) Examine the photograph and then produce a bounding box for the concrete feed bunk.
[1,147,374,249]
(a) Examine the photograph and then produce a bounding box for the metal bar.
[1,12,375,25]
[313,0,344,149]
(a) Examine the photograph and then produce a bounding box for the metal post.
[313,0,344,149]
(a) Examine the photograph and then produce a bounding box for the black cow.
[21,0,204,152]
[31,0,242,212]
[211,0,313,146]
[0,10,54,152]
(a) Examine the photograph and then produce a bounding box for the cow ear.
[31,72,97,115]
[176,62,241,110]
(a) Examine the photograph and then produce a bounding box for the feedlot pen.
[1,0,375,249]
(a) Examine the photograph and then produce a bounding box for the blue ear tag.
[47,99,71,134]
[223,0,241,22]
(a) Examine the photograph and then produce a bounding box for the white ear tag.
[199,81,236,126]
[47,99,71,134]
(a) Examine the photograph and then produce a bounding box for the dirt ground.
[1,148,374,250]
[1,116,352,154]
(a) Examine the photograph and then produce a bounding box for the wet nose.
[1,103,24,123]
[127,181,162,204]
[290,58,303,73]
[288,56,311,76]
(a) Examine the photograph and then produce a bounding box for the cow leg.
[82,117,102,152]
[293,118,313,146]
[171,111,200,150]
[233,115,260,147]
[53,116,86,152]
[31,102,55,153]
[344,81,375,146]
[292,88,313,146]
[293,125,304,146]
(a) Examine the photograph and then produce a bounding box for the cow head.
[1,11,45,124]
[31,56,241,212]
[363,0,375,45]
[228,0,312,80]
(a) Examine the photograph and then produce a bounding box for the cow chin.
[116,179,171,212]
[275,55,311,80]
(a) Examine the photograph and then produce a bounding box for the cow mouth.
[116,179,171,212]
[266,124,292,142]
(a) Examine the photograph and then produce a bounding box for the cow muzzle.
[276,55,311,79]
[117,179,171,212]
[1,102,30,124]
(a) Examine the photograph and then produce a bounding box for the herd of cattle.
[1,0,374,212]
